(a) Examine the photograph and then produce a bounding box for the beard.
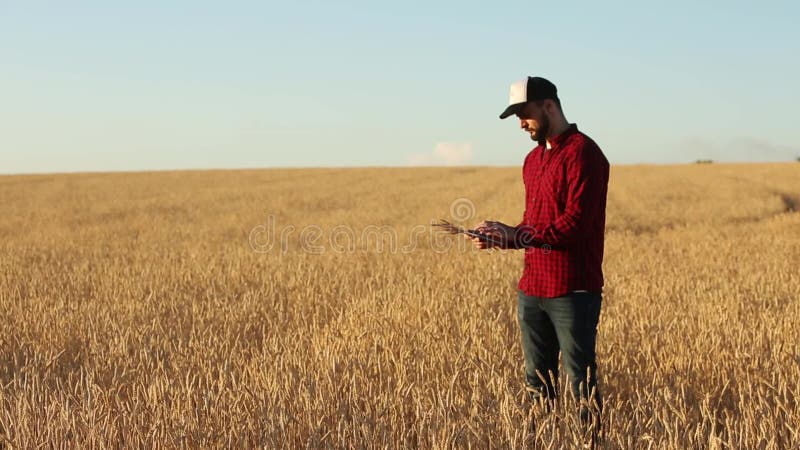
[530,114,550,146]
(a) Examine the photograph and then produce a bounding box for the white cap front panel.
[508,79,528,105]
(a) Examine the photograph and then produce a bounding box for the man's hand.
[466,221,517,250]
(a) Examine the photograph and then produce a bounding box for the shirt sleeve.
[515,143,609,249]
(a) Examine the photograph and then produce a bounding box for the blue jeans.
[517,289,603,414]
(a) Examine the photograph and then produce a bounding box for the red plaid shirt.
[512,123,610,298]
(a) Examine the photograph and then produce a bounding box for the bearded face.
[516,102,550,145]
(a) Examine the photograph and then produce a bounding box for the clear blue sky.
[2,1,799,174]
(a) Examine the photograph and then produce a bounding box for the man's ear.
[543,99,557,114]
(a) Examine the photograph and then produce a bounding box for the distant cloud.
[408,142,473,166]
[687,136,798,162]
[732,137,796,158]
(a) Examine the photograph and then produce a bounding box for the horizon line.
[2,160,799,177]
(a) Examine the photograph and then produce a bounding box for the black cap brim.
[499,102,525,119]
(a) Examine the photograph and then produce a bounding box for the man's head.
[515,98,563,143]
[499,77,564,143]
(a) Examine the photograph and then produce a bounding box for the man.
[469,76,609,423]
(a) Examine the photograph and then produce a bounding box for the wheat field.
[1,163,798,449]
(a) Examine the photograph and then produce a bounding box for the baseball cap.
[498,76,558,119]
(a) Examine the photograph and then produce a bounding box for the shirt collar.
[545,123,578,150]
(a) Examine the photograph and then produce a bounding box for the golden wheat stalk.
[431,219,492,241]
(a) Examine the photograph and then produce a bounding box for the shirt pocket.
[538,165,567,209]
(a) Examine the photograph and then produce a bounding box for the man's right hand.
[466,221,512,250]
